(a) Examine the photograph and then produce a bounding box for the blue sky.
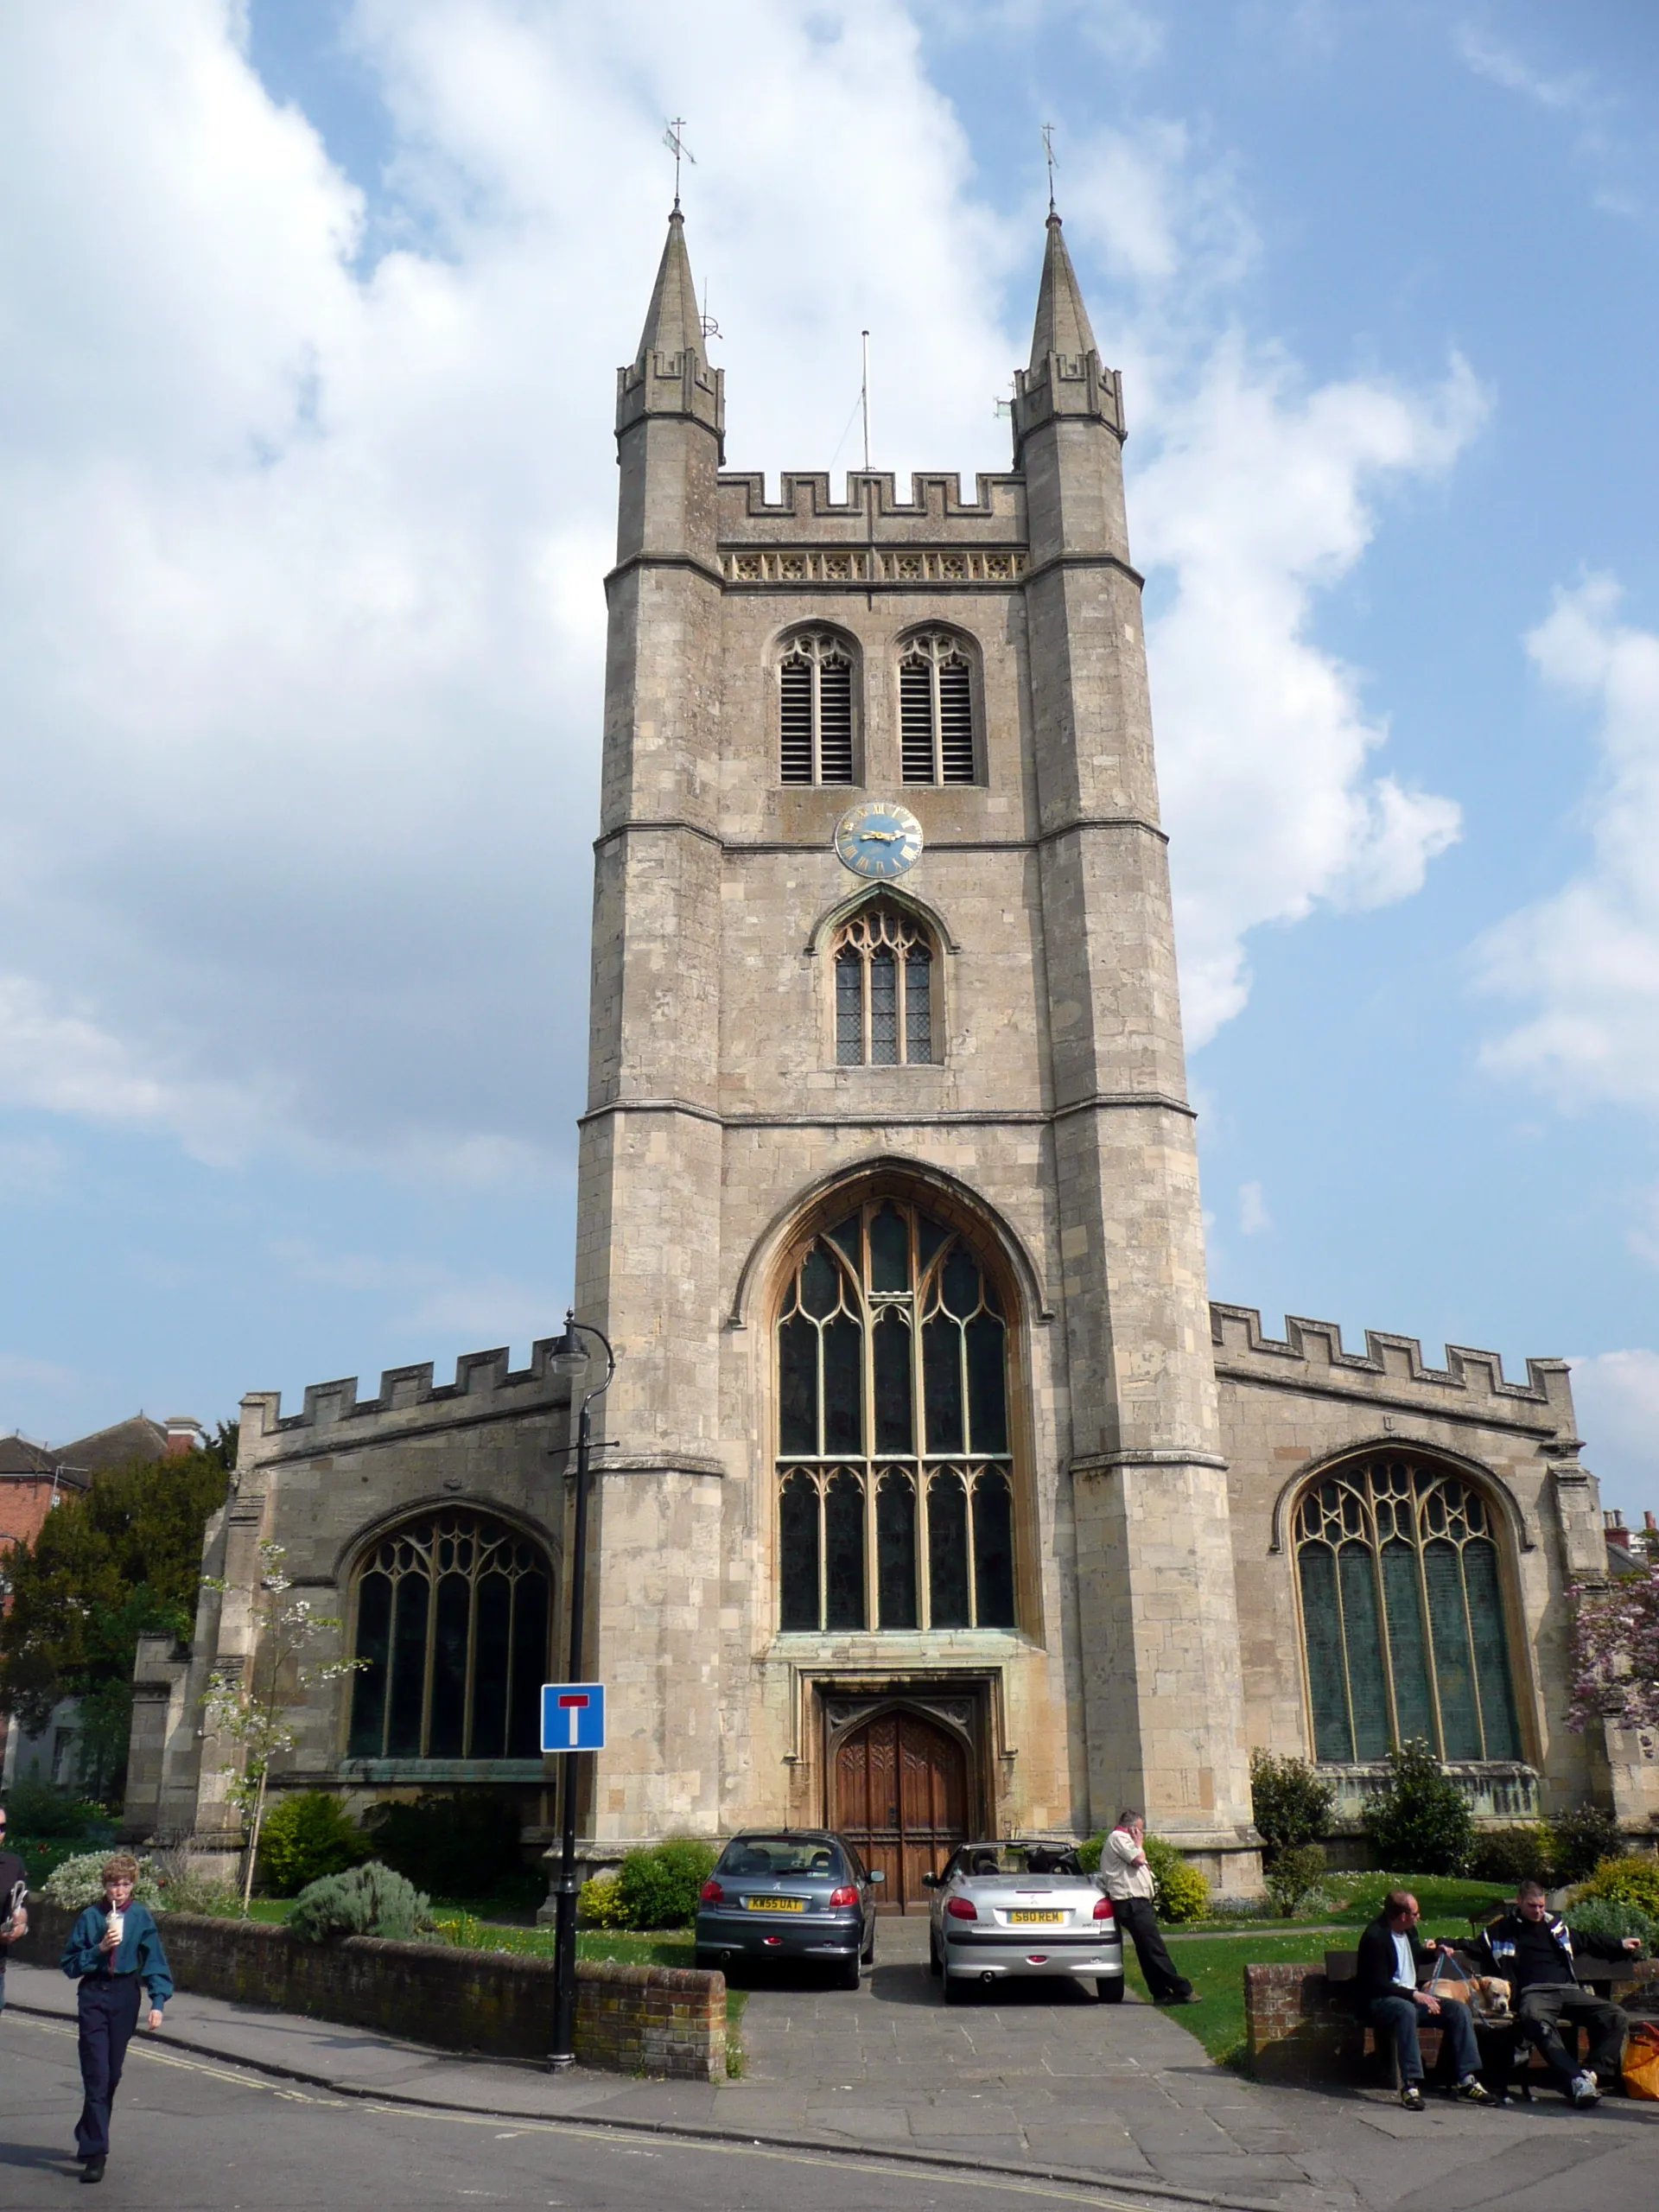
[1,0,1656,1524]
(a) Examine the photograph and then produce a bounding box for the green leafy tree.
[0,1434,234,1798]
[1361,1739,1475,1875]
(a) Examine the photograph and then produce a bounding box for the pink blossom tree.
[1567,1564,1659,1734]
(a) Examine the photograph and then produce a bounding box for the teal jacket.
[60,1901,174,2008]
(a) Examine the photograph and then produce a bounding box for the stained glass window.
[833,903,934,1065]
[1294,1459,1522,1765]
[348,1513,552,1761]
[775,1197,1017,1632]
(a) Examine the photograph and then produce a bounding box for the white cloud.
[0,0,1476,1195]
[1133,342,1478,1039]
[1454,25,1596,117]
[270,1236,557,1360]
[1569,1349,1659,1523]
[1476,577,1659,1112]
[1238,1180,1271,1235]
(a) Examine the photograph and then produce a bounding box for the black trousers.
[1114,1897,1192,2001]
[1516,1984,1629,2092]
[75,1974,142,2160]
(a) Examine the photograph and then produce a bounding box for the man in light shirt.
[1099,1811,1196,2004]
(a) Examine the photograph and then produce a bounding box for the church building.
[124,211,1656,1904]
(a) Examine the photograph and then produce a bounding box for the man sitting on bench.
[1473,1879,1641,2107]
[1357,1890,1491,2111]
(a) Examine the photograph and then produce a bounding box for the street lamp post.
[547,1309,614,2072]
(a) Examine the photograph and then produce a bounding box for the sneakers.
[1400,2084,1426,2112]
[1454,2075,1494,2104]
[1570,2069,1602,2108]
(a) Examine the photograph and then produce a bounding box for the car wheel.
[695,1950,718,1973]
[1096,1976,1125,2004]
[943,1970,968,2005]
[928,1933,942,1977]
[861,1924,875,1966]
[835,1956,861,1992]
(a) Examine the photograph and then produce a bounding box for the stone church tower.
[121,205,1645,1891]
[574,206,1259,1890]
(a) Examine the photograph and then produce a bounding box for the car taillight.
[946,1896,978,1921]
[828,1885,859,1908]
[700,1879,723,1904]
[1093,1897,1116,1921]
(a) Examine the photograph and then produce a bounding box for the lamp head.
[550,1311,588,1378]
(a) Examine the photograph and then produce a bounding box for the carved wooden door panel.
[831,1708,970,1911]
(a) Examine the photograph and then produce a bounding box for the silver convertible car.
[925,1840,1124,2002]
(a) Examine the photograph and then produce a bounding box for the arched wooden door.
[830,1708,971,1912]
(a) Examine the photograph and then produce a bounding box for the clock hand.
[860,830,902,842]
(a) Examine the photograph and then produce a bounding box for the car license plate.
[746,1896,806,1912]
[1007,1910,1064,1925]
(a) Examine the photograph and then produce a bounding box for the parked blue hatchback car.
[694,1830,884,1987]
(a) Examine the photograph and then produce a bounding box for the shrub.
[361,1791,522,1900]
[613,1837,717,1930]
[257,1791,372,1897]
[1546,1805,1624,1886]
[1361,1741,1473,1876]
[1562,1894,1655,1949]
[1077,1835,1103,1876]
[1263,1842,1328,1918]
[1571,1852,1659,1921]
[3,1780,106,1839]
[155,1869,243,1917]
[1471,1825,1554,1886]
[1143,1836,1211,1923]
[42,1851,162,1911]
[579,1873,629,1929]
[288,1860,433,1943]
[1249,1751,1335,1859]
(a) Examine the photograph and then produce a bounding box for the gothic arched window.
[346,1511,552,1761]
[1294,1458,1522,1765]
[779,630,855,785]
[899,632,977,785]
[776,1197,1016,1633]
[833,902,934,1065]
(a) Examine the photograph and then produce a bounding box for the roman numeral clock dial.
[834,801,924,880]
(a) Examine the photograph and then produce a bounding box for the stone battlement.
[719,468,1026,540]
[238,1338,571,1454]
[1210,1303,1575,1434]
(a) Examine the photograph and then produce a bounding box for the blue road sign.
[541,1681,606,1754]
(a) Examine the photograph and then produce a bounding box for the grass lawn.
[1140,1913,1475,2069]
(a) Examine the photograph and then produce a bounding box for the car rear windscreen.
[716,1838,849,1878]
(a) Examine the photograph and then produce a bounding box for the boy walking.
[60,1854,173,2183]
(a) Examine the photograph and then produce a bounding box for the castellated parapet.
[1210,1303,1576,1438]
[238,1339,574,1462]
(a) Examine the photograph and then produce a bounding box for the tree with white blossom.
[1567,1564,1659,1739]
[201,1543,361,1908]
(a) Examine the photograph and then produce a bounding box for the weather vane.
[663,117,696,211]
[1041,121,1058,213]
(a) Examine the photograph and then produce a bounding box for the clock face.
[834,800,924,880]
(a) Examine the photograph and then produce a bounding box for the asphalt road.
[0,2010,1162,2212]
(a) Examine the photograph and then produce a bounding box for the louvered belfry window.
[899,632,976,785]
[776,1197,1017,1634]
[833,901,933,1065]
[779,631,855,785]
[1294,1457,1523,1765]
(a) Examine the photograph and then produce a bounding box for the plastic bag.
[1624,2022,1659,2101]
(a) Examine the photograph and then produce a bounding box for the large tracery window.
[779,630,855,785]
[1294,1458,1522,1765]
[346,1512,552,1762]
[834,902,934,1065]
[776,1197,1017,1633]
[899,632,977,785]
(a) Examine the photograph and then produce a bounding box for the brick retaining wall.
[11,1898,724,2082]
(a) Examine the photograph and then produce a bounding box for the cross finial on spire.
[663,117,696,212]
[1041,122,1058,215]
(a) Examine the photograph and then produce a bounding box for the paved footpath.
[4,1919,1655,2212]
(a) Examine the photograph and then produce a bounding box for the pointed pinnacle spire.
[1027,210,1098,372]
[636,208,704,368]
